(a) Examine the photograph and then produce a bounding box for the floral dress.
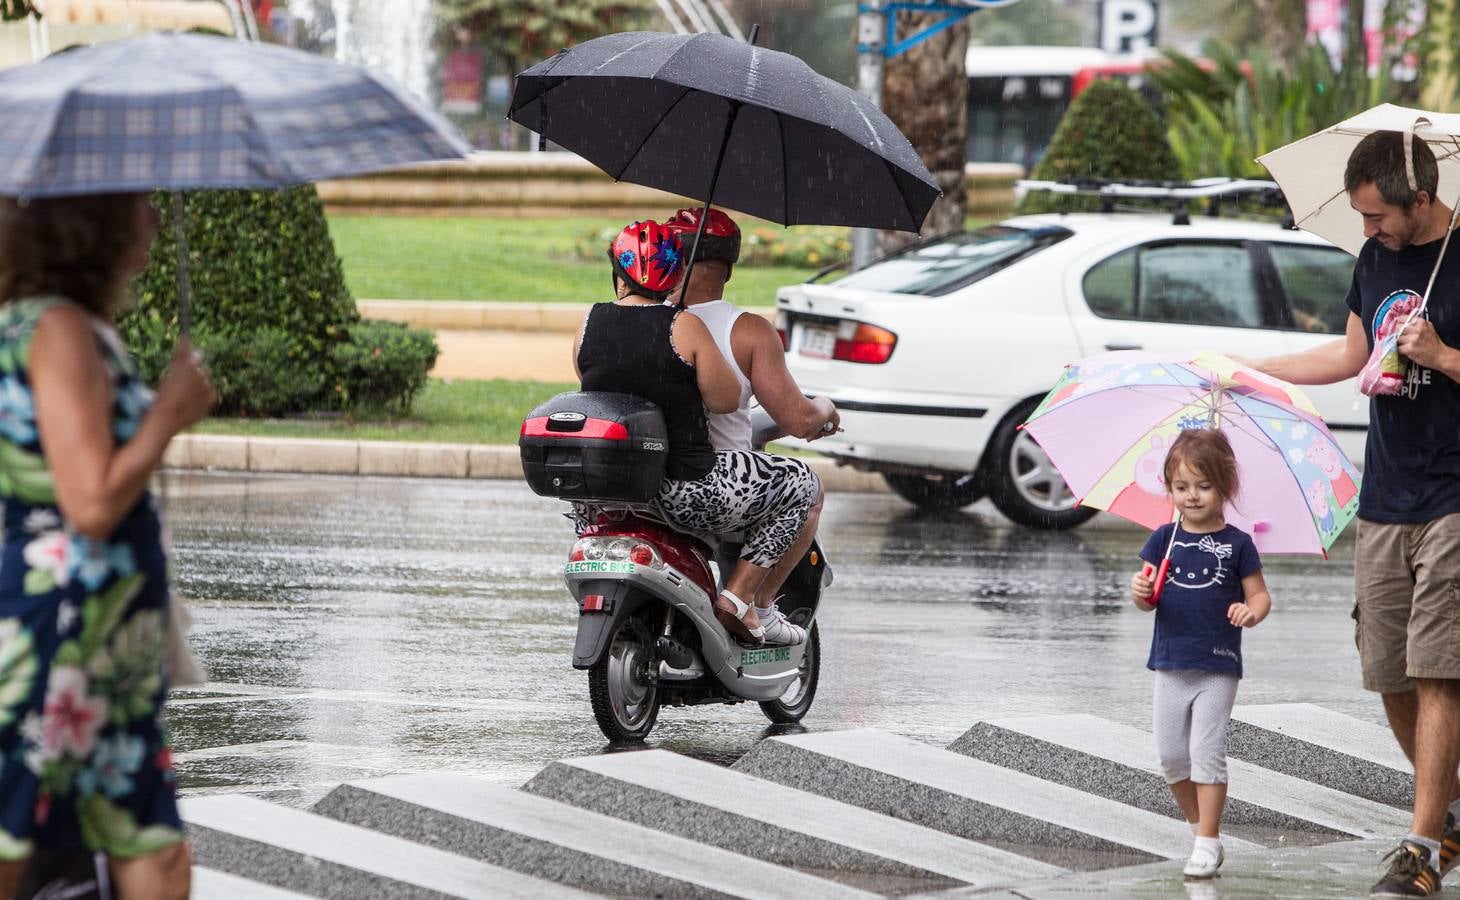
[0,297,183,861]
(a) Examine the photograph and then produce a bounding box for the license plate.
[798,324,837,359]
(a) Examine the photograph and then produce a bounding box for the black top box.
[519,392,668,502]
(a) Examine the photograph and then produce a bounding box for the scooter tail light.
[629,542,662,568]
[568,539,588,562]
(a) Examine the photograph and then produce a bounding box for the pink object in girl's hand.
[1143,560,1169,605]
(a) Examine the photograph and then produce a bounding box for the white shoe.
[1183,841,1224,879]
[755,604,807,646]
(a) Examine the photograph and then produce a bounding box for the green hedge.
[119,187,436,417]
[1017,79,1181,215]
[332,320,439,414]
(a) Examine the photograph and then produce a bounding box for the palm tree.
[1419,0,1460,111]
[1166,0,1306,63]
[877,9,968,254]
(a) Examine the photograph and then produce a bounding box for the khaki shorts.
[1355,514,1460,693]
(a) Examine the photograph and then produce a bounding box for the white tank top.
[686,299,753,450]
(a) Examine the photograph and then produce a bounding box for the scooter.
[520,392,827,742]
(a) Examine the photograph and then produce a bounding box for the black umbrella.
[508,29,939,286]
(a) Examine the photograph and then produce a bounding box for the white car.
[777,202,1366,528]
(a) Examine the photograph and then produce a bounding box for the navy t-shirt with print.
[1344,235,1460,523]
[1140,523,1262,677]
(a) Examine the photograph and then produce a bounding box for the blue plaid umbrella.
[0,32,468,197]
[0,32,468,332]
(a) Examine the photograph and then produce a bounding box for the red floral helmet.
[609,220,684,300]
[663,206,741,265]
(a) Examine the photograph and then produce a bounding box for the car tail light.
[833,322,897,364]
[774,311,789,351]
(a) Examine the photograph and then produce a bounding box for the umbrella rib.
[1294,184,1346,229]
[585,34,666,78]
[510,34,660,118]
[1032,375,1216,419]
[774,110,789,224]
[1293,141,1460,231]
[612,85,696,182]
[1242,409,1328,545]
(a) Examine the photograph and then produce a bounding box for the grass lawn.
[327,215,819,307]
[193,377,811,456]
[193,378,575,445]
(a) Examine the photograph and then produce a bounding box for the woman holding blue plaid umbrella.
[0,193,214,899]
[0,29,467,898]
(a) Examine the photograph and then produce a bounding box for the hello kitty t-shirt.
[1140,523,1262,677]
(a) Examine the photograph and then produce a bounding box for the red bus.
[966,45,1164,172]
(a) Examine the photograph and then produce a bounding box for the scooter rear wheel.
[759,623,819,724]
[588,615,661,742]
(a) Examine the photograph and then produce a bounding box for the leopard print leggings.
[657,450,821,568]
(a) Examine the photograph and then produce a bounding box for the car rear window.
[831,224,1072,297]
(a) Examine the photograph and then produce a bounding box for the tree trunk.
[876,10,968,256]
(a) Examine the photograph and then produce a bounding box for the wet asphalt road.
[162,472,1380,807]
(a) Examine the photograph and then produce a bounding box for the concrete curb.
[165,434,888,494]
[357,299,776,334]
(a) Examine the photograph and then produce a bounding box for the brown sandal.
[713,589,765,647]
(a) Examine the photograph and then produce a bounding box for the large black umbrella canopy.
[509,31,940,233]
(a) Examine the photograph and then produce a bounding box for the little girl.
[1130,427,1272,880]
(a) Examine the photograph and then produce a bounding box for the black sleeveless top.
[578,302,716,480]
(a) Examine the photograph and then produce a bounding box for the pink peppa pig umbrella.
[1021,351,1360,555]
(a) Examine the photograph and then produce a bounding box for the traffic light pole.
[851,4,887,273]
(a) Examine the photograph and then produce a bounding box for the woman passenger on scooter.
[572,221,821,647]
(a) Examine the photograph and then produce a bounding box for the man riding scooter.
[664,208,841,639]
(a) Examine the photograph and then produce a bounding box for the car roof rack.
[1017,177,1292,227]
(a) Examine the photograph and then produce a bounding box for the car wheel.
[882,471,985,510]
[984,398,1098,530]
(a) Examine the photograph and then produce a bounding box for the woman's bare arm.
[30,306,213,539]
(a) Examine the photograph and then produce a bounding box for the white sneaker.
[1183,841,1224,879]
[755,604,807,646]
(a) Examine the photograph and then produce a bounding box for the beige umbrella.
[1258,103,1460,256]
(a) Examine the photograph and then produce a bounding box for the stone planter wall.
[318,151,1022,220]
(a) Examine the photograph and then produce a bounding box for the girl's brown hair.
[0,193,146,317]
[1163,427,1239,504]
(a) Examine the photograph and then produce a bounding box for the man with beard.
[1248,130,1460,899]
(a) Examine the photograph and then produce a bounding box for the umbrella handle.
[678,103,741,308]
[173,192,191,340]
[1143,560,1170,606]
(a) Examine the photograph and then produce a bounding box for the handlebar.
[749,407,786,451]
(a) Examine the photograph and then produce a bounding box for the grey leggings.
[657,450,821,569]
[1153,669,1240,785]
